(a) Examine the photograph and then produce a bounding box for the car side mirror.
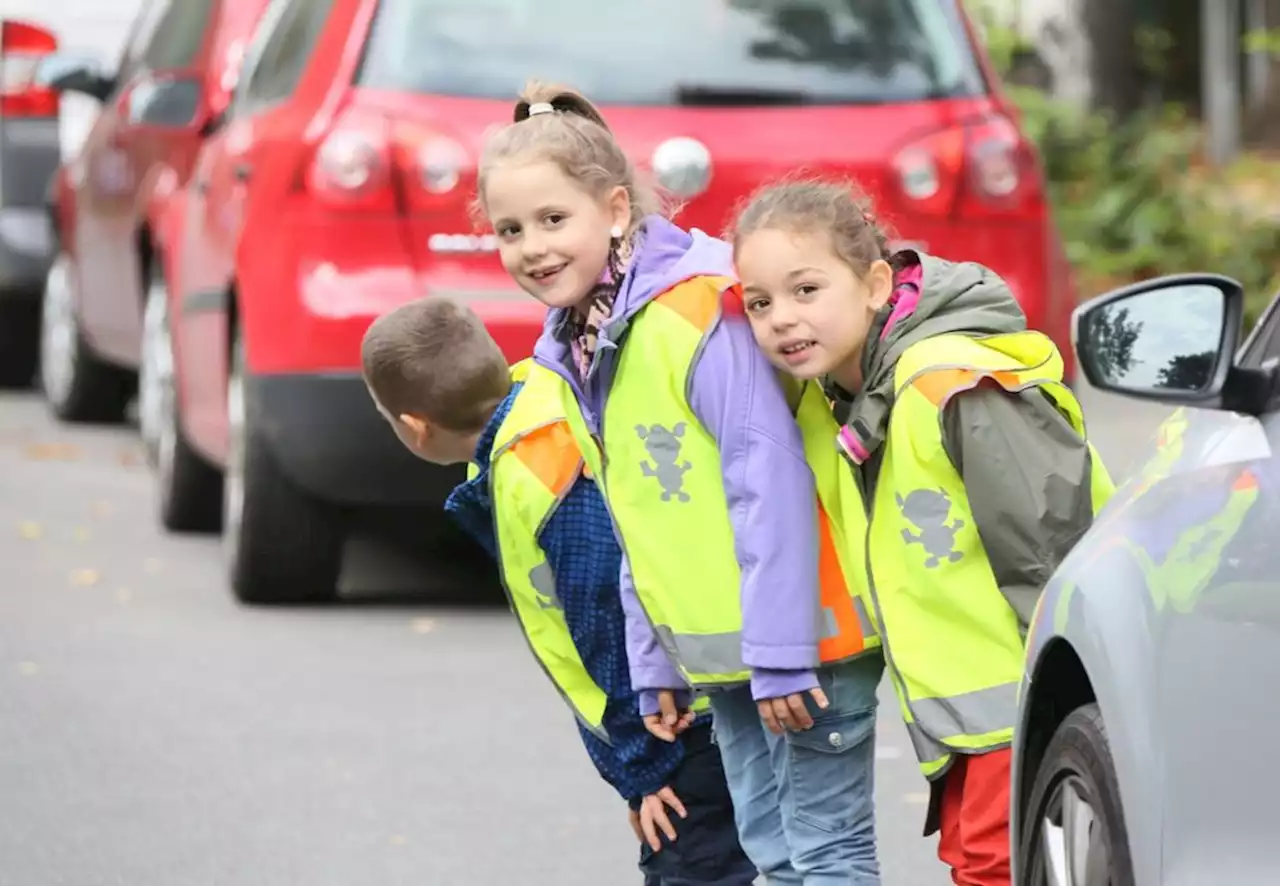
[1074,274,1243,407]
[35,54,115,103]
[122,72,205,129]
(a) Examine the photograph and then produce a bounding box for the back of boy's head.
[730,178,897,275]
[474,79,665,235]
[360,296,510,433]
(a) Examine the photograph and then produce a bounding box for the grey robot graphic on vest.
[897,488,965,568]
[529,562,562,610]
[635,422,692,502]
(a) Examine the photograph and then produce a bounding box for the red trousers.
[935,748,1013,886]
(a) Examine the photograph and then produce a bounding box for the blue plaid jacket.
[444,383,684,801]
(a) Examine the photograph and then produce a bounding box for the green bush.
[965,6,1280,329]
[1010,85,1280,329]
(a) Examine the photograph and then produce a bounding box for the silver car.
[1011,273,1280,885]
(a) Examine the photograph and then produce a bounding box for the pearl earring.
[610,225,623,240]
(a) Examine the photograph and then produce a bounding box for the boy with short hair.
[360,297,756,886]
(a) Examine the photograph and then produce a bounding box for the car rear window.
[356,0,986,106]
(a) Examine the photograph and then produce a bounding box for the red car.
[0,19,60,389]
[36,0,270,425]
[157,0,1074,604]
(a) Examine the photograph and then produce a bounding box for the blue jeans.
[708,655,885,885]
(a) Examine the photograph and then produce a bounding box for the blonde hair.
[475,80,664,233]
[360,296,510,432]
[730,177,899,275]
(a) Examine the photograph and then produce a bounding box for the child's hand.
[758,687,830,734]
[642,690,696,742]
[631,786,688,851]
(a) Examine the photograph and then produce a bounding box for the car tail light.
[0,20,58,117]
[890,114,1043,219]
[303,108,473,215]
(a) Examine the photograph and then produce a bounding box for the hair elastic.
[527,102,556,116]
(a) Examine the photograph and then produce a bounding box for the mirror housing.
[35,54,115,103]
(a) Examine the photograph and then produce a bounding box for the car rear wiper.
[673,85,812,107]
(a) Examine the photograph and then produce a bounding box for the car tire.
[0,299,40,388]
[224,329,343,604]
[39,254,134,423]
[148,274,222,533]
[1018,703,1135,886]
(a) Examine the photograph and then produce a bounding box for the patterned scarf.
[568,234,635,379]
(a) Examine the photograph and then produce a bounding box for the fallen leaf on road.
[15,662,39,676]
[69,569,100,587]
[90,500,114,518]
[116,588,134,604]
[903,792,930,805]
[73,526,91,542]
[18,521,42,540]
[410,618,437,634]
[23,442,81,461]
[389,835,408,846]
[117,449,144,467]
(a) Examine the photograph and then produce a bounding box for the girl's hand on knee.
[758,687,830,734]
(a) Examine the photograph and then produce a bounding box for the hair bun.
[513,80,611,132]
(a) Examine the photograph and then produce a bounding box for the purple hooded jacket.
[533,216,822,713]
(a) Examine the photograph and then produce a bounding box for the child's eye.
[796,284,819,297]
[544,213,566,227]
[496,224,520,239]
[745,297,770,313]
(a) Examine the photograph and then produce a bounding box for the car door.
[175,0,335,460]
[73,0,219,364]
[1156,291,1280,883]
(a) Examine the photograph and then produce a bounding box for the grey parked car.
[1011,273,1280,885]
[0,19,61,387]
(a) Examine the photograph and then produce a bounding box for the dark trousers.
[629,722,759,886]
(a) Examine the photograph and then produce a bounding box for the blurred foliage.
[968,3,1280,330]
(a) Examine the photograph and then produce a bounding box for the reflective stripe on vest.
[867,330,1115,779]
[492,366,709,739]
[560,276,879,687]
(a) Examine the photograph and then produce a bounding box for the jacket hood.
[836,251,1028,463]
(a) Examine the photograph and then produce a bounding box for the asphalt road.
[0,380,1172,886]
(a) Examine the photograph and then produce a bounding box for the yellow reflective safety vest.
[866,331,1115,779]
[558,276,880,689]
[490,360,710,740]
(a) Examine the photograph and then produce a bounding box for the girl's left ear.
[607,185,633,234]
[866,259,896,310]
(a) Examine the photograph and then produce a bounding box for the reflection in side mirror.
[1074,274,1244,405]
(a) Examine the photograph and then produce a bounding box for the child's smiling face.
[736,227,894,389]
[483,160,631,311]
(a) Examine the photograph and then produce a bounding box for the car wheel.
[224,329,343,604]
[1019,703,1135,886]
[0,299,40,388]
[149,275,222,533]
[39,254,134,423]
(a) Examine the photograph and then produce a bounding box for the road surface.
[0,381,1171,886]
